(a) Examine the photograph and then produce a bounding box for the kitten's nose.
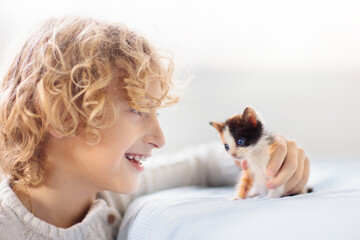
[231,153,237,157]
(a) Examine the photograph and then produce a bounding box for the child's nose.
[148,130,165,149]
[145,117,165,149]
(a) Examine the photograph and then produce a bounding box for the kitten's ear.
[243,107,258,127]
[209,121,225,133]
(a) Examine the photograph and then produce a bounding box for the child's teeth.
[126,154,147,164]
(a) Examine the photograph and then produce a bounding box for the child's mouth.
[125,153,147,171]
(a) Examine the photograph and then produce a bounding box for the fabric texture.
[118,158,360,240]
[0,177,121,240]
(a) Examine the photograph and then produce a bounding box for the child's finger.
[267,141,298,188]
[283,148,305,193]
[287,156,310,195]
[266,135,287,177]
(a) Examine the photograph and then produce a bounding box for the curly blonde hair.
[0,16,178,187]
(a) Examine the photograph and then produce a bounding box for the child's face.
[45,79,165,194]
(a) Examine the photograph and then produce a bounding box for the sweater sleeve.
[97,141,241,216]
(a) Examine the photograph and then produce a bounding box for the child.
[0,16,310,239]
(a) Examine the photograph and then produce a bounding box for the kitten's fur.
[210,106,306,199]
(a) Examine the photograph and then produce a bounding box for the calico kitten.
[210,106,306,200]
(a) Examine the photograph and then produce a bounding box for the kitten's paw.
[248,193,259,198]
[266,186,285,198]
[247,188,260,198]
[229,196,240,201]
[265,193,280,199]
[229,195,247,201]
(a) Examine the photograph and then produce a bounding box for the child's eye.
[224,144,230,151]
[130,108,143,116]
[237,138,245,146]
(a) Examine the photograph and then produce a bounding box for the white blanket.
[118,158,360,240]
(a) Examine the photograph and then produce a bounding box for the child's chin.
[127,184,140,194]
[127,180,141,194]
[111,178,140,194]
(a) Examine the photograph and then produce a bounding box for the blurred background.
[0,0,359,159]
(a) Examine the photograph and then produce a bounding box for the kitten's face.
[210,107,263,160]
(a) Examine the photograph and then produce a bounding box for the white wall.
[157,70,360,159]
[0,0,359,158]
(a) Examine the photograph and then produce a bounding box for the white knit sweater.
[0,142,239,240]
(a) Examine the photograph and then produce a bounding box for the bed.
[117,158,360,240]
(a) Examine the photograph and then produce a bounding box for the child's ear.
[209,121,225,133]
[34,102,65,139]
[243,107,258,127]
[48,127,64,139]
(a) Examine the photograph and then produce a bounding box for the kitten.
[210,106,307,200]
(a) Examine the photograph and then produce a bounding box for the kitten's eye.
[237,138,245,146]
[224,144,230,151]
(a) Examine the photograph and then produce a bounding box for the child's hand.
[240,135,310,196]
